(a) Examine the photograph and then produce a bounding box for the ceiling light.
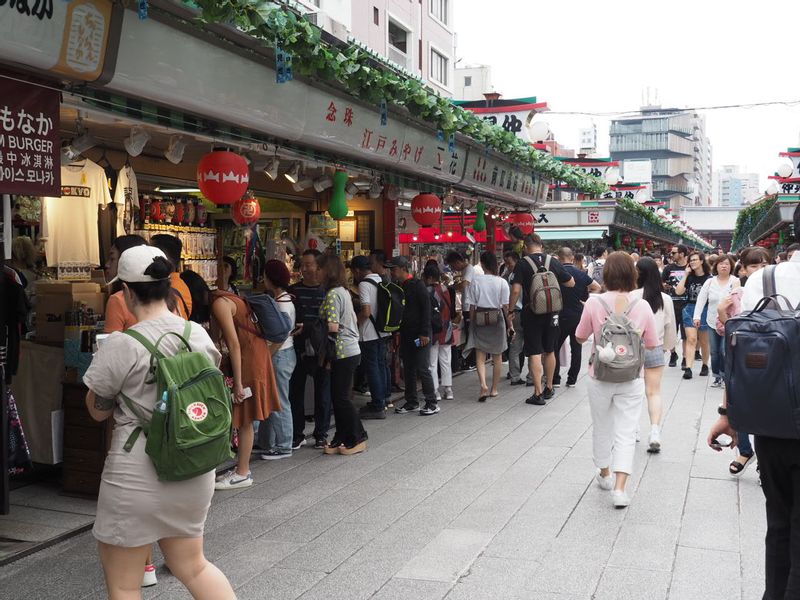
[284,162,301,184]
[158,187,201,193]
[345,181,359,196]
[124,126,151,157]
[292,177,313,192]
[313,175,334,192]
[264,157,280,180]
[164,135,187,164]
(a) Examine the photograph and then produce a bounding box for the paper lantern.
[411,193,442,226]
[507,211,535,234]
[622,234,632,246]
[197,150,250,205]
[473,200,487,232]
[328,170,350,220]
[232,196,261,226]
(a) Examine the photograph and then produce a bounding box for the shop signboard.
[0,76,60,196]
[462,151,538,204]
[0,0,116,82]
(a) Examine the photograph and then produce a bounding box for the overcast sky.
[454,0,800,197]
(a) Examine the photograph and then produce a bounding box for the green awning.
[537,227,608,240]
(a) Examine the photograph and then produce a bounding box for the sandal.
[729,454,755,476]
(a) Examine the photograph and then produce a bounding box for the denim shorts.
[682,303,708,331]
[644,346,665,369]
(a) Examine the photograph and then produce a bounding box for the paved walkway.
[0,354,765,599]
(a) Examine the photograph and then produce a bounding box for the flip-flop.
[489,392,499,397]
[729,454,755,476]
[478,395,488,403]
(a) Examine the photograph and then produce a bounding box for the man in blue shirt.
[554,247,600,387]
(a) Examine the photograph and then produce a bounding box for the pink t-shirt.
[576,291,659,378]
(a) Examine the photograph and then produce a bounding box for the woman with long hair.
[317,254,368,455]
[630,257,676,453]
[83,246,234,599]
[674,251,711,380]
[464,251,509,402]
[423,263,455,401]
[179,270,212,325]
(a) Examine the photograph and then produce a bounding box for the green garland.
[617,198,711,249]
[188,1,606,195]
[731,196,775,250]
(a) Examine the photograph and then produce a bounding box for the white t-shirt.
[629,288,677,349]
[742,251,800,311]
[465,274,510,309]
[113,165,140,235]
[275,291,295,351]
[461,263,476,310]
[42,160,112,266]
[358,273,389,342]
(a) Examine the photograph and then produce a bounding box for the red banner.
[0,75,60,196]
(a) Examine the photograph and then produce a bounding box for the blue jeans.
[360,339,388,409]
[262,347,296,453]
[738,432,753,456]
[708,327,725,377]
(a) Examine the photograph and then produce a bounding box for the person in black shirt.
[674,250,711,380]
[661,244,689,367]
[554,247,600,387]
[288,249,331,449]
[387,256,439,416]
[508,234,575,406]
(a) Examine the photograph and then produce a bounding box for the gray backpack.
[592,297,645,383]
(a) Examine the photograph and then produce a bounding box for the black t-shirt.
[684,272,710,303]
[661,263,688,301]
[511,253,572,309]
[560,264,592,319]
[399,277,432,342]
[289,281,326,326]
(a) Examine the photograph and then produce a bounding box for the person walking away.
[575,251,659,508]
[507,234,575,406]
[104,235,148,333]
[674,251,711,380]
[554,247,600,387]
[424,264,455,400]
[317,254,368,454]
[150,234,192,320]
[587,246,608,291]
[707,205,800,599]
[661,244,689,368]
[446,250,476,370]
[631,257,676,453]
[693,254,739,387]
[504,251,530,386]
[464,252,509,402]
[288,249,331,449]
[82,246,235,599]
[389,256,439,415]
[259,260,297,460]
[211,287,280,489]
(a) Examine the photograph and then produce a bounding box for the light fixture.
[766,182,779,195]
[604,167,620,184]
[527,120,551,142]
[345,181,359,196]
[264,156,280,180]
[164,135,187,164]
[284,162,301,183]
[777,163,794,179]
[124,126,151,157]
[313,175,334,192]
[159,187,201,193]
[368,176,383,199]
[292,177,313,192]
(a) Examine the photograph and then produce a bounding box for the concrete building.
[454,64,492,101]
[610,106,713,212]
[714,165,760,207]
[579,125,597,156]
[299,0,456,97]
[681,206,739,251]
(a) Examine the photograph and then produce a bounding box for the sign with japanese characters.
[0,76,60,196]
[479,110,533,141]
[0,0,114,82]
[462,151,538,204]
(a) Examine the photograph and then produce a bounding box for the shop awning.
[537,227,608,240]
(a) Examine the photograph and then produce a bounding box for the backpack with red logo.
[120,321,234,481]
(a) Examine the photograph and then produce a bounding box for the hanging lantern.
[328,170,350,220]
[622,234,632,246]
[231,196,261,226]
[770,232,780,243]
[473,200,487,232]
[506,211,535,234]
[411,193,442,226]
[197,150,250,205]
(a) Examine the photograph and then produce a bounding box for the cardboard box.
[35,281,105,344]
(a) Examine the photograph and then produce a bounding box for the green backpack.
[121,321,234,481]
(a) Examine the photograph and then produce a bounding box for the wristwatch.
[717,405,727,416]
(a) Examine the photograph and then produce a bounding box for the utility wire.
[546,99,800,117]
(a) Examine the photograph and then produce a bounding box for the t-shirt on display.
[113,165,140,236]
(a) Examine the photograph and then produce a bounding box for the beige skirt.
[464,309,508,356]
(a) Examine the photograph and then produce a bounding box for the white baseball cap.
[110,245,171,284]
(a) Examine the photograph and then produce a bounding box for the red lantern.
[507,211,535,235]
[622,234,632,246]
[231,196,261,226]
[197,151,249,205]
[635,237,644,248]
[770,232,780,243]
[411,193,442,227]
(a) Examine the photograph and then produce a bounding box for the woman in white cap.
[83,245,234,599]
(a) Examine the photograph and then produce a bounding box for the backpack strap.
[523,256,537,273]
[544,255,552,272]
[622,298,640,316]
[172,287,190,319]
[595,296,614,316]
[120,391,149,452]
[125,329,163,359]
[763,265,777,298]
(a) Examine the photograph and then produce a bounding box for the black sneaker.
[509,379,526,386]
[695,350,702,361]
[419,403,440,416]
[291,438,307,451]
[525,393,546,406]
[395,402,419,414]
[683,368,693,380]
[680,358,686,369]
[668,351,678,367]
[359,405,387,420]
[542,387,555,400]
[552,378,561,388]
[313,438,327,449]
[526,381,535,387]
[566,377,577,388]
[699,364,709,376]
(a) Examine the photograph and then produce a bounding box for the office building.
[714,165,760,207]
[454,64,492,101]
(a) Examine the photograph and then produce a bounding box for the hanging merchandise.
[244,225,264,284]
[473,200,486,232]
[6,387,32,476]
[411,193,442,226]
[113,164,139,235]
[197,150,249,205]
[232,195,261,226]
[506,211,535,235]
[328,171,350,220]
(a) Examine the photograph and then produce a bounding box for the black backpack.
[429,289,443,334]
[364,278,404,333]
[725,265,800,439]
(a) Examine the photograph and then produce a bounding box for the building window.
[463,75,472,87]
[388,19,408,54]
[430,0,448,25]
[430,48,448,86]
[373,7,379,26]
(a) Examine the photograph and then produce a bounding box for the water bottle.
[155,391,168,413]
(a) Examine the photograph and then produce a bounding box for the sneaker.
[261,449,292,460]
[711,377,722,388]
[525,393,545,406]
[313,438,327,449]
[595,471,613,491]
[681,357,686,369]
[612,490,631,508]
[142,564,157,588]
[695,350,702,361]
[420,403,440,416]
[359,405,387,420]
[214,470,253,490]
[291,438,307,451]
[648,427,661,453]
[542,387,555,400]
[435,394,443,402]
[340,440,367,455]
[509,379,526,386]
[506,372,511,380]
[682,368,693,380]
[668,351,678,367]
[552,378,561,388]
[699,364,709,376]
[566,377,577,388]
[395,402,419,414]
[444,387,454,400]
[526,381,535,387]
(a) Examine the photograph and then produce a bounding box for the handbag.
[474,308,501,327]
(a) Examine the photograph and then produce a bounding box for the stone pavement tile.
[372,577,451,600]
[213,538,303,588]
[238,455,336,500]
[202,513,279,562]
[607,521,679,572]
[10,490,98,516]
[277,521,385,573]
[0,505,94,529]
[0,518,69,542]
[444,555,539,600]
[394,528,493,583]
[678,477,739,551]
[739,479,767,600]
[542,455,597,485]
[593,566,671,600]
[668,546,739,600]
[526,554,606,597]
[235,566,326,600]
[343,488,431,525]
[203,496,277,534]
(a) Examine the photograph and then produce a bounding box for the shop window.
[355,211,375,249]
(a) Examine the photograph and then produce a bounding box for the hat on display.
[350,255,371,270]
[111,246,171,284]
[384,256,411,270]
